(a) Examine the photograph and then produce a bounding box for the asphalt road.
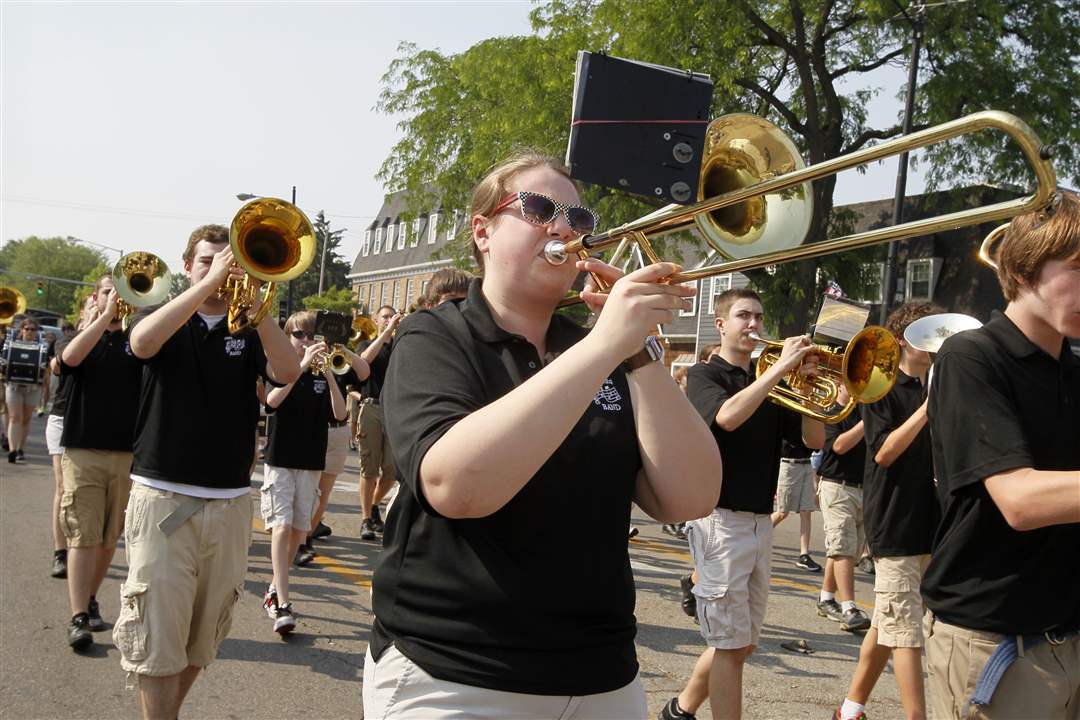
[0,414,903,719]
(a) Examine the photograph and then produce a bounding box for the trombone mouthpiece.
[543,240,569,265]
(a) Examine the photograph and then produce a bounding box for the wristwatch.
[624,335,665,372]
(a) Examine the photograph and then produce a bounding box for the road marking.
[252,518,372,589]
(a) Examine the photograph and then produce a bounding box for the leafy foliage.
[285,211,351,303]
[302,286,357,314]
[0,236,105,318]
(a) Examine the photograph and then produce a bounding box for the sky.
[2,1,926,275]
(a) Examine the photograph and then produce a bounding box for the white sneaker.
[274,603,296,635]
[262,586,279,619]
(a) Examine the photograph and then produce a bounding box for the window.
[386,223,395,252]
[706,275,732,314]
[373,227,383,254]
[358,284,367,310]
[679,280,698,317]
[859,263,884,304]
[397,221,407,250]
[447,210,461,241]
[905,258,938,301]
[392,280,402,311]
[362,230,371,256]
[380,282,389,308]
[428,212,439,244]
[411,218,421,247]
[421,279,430,299]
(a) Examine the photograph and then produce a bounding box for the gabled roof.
[348,188,456,277]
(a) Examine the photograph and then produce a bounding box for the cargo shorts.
[59,448,133,547]
[775,459,816,513]
[817,480,864,558]
[870,554,930,648]
[357,402,395,480]
[260,465,320,532]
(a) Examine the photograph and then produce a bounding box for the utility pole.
[286,185,297,317]
[880,3,924,324]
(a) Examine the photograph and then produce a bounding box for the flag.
[824,280,844,299]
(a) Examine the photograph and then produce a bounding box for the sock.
[840,698,865,720]
[841,600,856,613]
[820,590,835,602]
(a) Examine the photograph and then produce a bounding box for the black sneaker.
[274,603,296,635]
[371,506,384,534]
[796,553,823,572]
[311,521,332,540]
[51,550,67,579]
[360,518,377,541]
[658,696,697,720]
[67,613,92,650]
[841,607,872,632]
[674,522,688,540]
[679,574,697,618]
[628,526,639,540]
[816,598,843,622]
[87,596,105,632]
[1,435,7,452]
[293,545,316,567]
[857,556,876,575]
[16,448,24,460]
[7,450,16,464]
[662,524,679,537]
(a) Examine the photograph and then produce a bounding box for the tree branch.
[831,47,907,79]
[736,0,797,54]
[843,122,930,154]
[735,78,807,135]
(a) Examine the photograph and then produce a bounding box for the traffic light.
[35,281,44,296]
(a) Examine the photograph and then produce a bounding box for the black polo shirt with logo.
[356,339,391,400]
[129,311,268,490]
[860,370,938,557]
[265,373,332,471]
[818,412,866,486]
[922,312,1080,635]
[371,279,642,696]
[60,330,142,451]
[687,356,801,513]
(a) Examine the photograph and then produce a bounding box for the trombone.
[0,287,27,325]
[224,198,316,334]
[113,252,171,330]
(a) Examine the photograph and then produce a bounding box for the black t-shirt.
[922,312,1080,634]
[371,279,642,696]
[60,329,143,451]
[357,339,392,400]
[860,370,939,557]
[332,368,360,423]
[782,436,812,459]
[265,373,332,471]
[687,356,801,513]
[49,337,75,418]
[130,311,269,489]
[818,412,866,485]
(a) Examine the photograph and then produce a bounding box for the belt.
[783,457,811,464]
[328,419,349,428]
[157,495,209,537]
[970,628,1080,708]
[361,397,380,405]
[820,476,862,488]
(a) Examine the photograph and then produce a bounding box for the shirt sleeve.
[928,345,1033,494]
[686,364,728,428]
[381,315,487,517]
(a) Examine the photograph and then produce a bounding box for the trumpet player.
[259,310,347,633]
[662,288,824,720]
[116,225,301,720]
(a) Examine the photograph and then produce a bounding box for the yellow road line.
[253,519,372,588]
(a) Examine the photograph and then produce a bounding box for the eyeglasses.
[491,191,599,236]
[290,330,314,340]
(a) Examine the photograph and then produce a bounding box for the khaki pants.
[926,617,1080,719]
[60,448,133,547]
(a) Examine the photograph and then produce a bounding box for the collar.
[708,354,753,376]
[985,310,1076,364]
[458,278,585,352]
[895,369,923,387]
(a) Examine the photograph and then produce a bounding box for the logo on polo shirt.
[124,342,133,356]
[313,378,327,394]
[224,337,246,357]
[592,378,622,412]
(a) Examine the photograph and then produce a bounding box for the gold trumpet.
[751,326,900,423]
[113,252,171,330]
[310,344,352,376]
[349,315,378,348]
[0,287,27,325]
[224,198,316,334]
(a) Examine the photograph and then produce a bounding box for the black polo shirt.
[818,412,866,485]
[371,279,642,696]
[130,311,268,490]
[60,330,142,451]
[922,311,1080,634]
[782,437,812,460]
[265,373,332,471]
[357,339,391,400]
[687,356,801,513]
[49,336,75,418]
[860,370,939,557]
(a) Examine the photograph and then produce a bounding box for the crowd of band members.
[2,153,1076,720]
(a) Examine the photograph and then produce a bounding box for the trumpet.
[223,198,316,334]
[0,287,27,325]
[751,326,900,423]
[113,251,171,330]
[310,344,353,376]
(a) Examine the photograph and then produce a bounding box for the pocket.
[124,491,149,543]
[214,582,244,647]
[695,585,732,639]
[113,581,150,663]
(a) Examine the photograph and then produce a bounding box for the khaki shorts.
[324,424,350,476]
[260,465,320,532]
[925,617,1080,720]
[817,480,864,558]
[114,484,252,676]
[687,508,773,650]
[60,448,133,547]
[362,644,647,719]
[45,414,64,455]
[775,459,816,513]
[871,554,930,648]
[5,382,41,409]
[357,402,395,479]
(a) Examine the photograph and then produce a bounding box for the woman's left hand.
[576,258,625,315]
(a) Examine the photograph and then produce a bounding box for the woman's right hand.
[588,262,696,360]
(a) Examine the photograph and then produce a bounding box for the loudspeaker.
[566,52,714,205]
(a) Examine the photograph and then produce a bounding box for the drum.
[1,340,46,384]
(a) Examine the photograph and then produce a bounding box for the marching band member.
[5,317,49,463]
[922,191,1080,719]
[362,150,720,718]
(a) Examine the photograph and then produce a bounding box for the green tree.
[168,271,190,300]
[302,286,357,315]
[0,236,105,317]
[377,0,1079,333]
[286,211,351,303]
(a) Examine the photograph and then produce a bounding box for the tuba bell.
[224,198,316,334]
[0,287,27,325]
[113,252,171,329]
[903,313,982,353]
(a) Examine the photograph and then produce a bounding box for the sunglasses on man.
[491,191,600,237]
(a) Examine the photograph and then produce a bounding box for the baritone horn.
[349,315,378,348]
[752,326,900,423]
[225,198,316,334]
[0,287,27,325]
[547,110,1057,302]
[113,252,171,329]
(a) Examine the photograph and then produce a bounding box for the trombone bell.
[113,252,171,328]
[0,287,27,325]
[903,313,982,354]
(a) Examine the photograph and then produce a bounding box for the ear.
[472,214,492,257]
[714,315,724,335]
